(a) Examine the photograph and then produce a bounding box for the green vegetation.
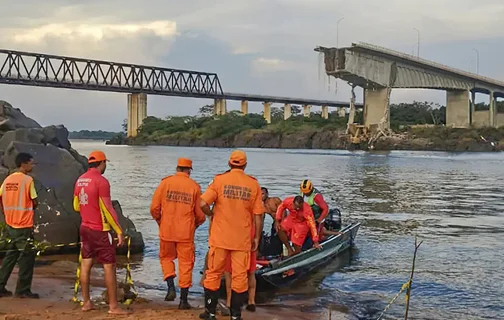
[69,130,122,140]
[132,101,449,142]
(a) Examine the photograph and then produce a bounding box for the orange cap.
[177,158,193,169]
[88,150,108,163]
[228,150,247,166]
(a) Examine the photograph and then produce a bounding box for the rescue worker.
[73,150,127,315]
[299,180,328,225]
[150,158,206,309]
[223,219,257,312]
[300,180,342,238]
[199,150,264,320]
[0,152,39,298]
[274,196,322,256]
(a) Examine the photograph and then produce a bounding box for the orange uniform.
[202,155,264,294]
[150,161,206,289]
[0,172,37,228]
[276,197,319,247]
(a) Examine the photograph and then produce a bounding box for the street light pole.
[337,17,344,48]
[472,48,479,75]
[413,28,420,57]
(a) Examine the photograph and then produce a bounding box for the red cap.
[88,150,108,163]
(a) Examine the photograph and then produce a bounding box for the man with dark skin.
[0,152,39,298]
[274,196,322,256]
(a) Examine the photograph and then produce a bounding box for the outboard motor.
[324,208,342,231]
[259,225,283,257]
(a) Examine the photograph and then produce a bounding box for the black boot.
[164,277,176,301]
[199,289,218,320]
[230,291,247,320]
[178,287,191,310]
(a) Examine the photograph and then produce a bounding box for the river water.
[70,140,504,320]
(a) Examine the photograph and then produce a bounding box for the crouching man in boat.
[300,180,342,239]
[274,196,322,256]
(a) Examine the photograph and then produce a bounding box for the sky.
[1,0,504,131]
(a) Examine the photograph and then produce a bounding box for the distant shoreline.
[105,127,503,153]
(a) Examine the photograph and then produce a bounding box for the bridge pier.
[363,88,390,128]
[240,100,248,115]
[263,102,272,124]
[303,105,311,117]
[214,99,227,115]
[284,104,292,120]
[321,106,329,119]
[338,107,346,118]
[446,90,470,128]
[127,93,147,138]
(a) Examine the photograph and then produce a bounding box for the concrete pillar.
[470,91,476,125]
[363,88,390,128]
[213,99,227,115]
[303,105,311,117]
[321,106,329,119]
[284,103,292,120]
[446,89,470,128]
[263,102,272,124]
[338,107,346,117]
[490,91,496,127]
[240,100,248,115]
[127,93,147,138]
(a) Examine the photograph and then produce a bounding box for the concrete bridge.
[316,42,504,129]
[0,49,360,138]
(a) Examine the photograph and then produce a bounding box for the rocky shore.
[113,127,503,152]
[0,101,144,255]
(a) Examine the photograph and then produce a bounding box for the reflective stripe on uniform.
[3,175,33,212]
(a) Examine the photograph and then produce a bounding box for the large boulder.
[0,102,144,255]
[0,101,41,132]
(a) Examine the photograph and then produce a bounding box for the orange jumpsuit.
[201,169,264,293]
[275,197,319,247]
[150,172,206,289]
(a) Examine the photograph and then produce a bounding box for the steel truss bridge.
[0,49,359,108]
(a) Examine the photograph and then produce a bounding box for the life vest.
[1,172,35,228]
[300,188,322,220]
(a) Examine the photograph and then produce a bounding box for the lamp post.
[337,17,344,48]
[413,28,420,57]
[472,48,479,75]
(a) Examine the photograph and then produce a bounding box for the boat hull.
[256,222,360,291]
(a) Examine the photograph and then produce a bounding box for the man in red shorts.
[223,224,257,312]
[274,196,322,256]
[73,150,127,315]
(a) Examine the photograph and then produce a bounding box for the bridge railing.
[0,49,224,97]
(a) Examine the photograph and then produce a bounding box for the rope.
[376,280,411,320]
[71,236,138,306]
[0,233,138,306]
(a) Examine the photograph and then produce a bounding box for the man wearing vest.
[0,152,39,299]
[300,180,342,240]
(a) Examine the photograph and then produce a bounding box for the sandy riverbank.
[0,259,338,320]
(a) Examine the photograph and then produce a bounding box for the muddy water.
[69,141,504,320]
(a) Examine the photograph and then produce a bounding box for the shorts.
[281,215,310,247]
[225,250,257,274]
[80,225,116,264]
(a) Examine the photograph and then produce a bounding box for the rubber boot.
[230,291,247,320]
[199,289,218,320]
[178,287,191,310]
[164,277,176,301]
